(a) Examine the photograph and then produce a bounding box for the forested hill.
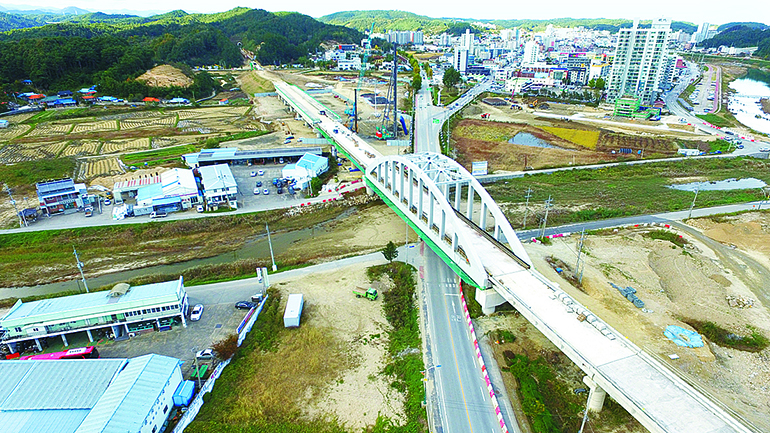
[319,10,696,34]
[701,26,770,59]
[0,7,362,95]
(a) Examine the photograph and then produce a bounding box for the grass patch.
[487,157,770,228]
[0,205,353,288]
[681,319,770,352]
[238,71,276,95]
[368,261,426,432]
[202,130,271,149]
[540,126,599,149]
[121,144,198,164]
[709,139,733,153]
[643,230,688,247]
[696,113,733,128]
[0,157,76,189]
[187,289,351,433]
[460,280,484,318]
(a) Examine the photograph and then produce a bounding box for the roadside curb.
[458,288,510,433]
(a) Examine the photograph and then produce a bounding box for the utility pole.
[575,229,586,284]
[191,347,202,390]
[522,187,532,228]
[540,195,553,239]
[687,189,699,219]
[73,246,89,293]
[354,88,358,133]
[5,185,25,228]
[266,223,277,272]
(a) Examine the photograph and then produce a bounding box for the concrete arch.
[367,153,491,287]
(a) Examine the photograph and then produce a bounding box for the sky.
[1,1,768,25]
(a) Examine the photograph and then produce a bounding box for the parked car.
[253,187,261,195]
[196,348,215,360]
[263,188,270,195]
[250,171,257,177]
[150,211,167,219]
[277,188,283,194]
[197,205,205,213]
[258,170,264,176]
[235,301,256,310]
[190,304,204,321]
[760,147,770,152]
[84,207,93,217]
[256,181,263,187]
[103,198,111,206]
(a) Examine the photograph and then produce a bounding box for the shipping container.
[284,294,304,328]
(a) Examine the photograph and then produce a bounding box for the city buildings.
[606,19,672,104]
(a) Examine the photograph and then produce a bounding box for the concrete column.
[365,184,373,196]
[61,334,69,347]
[418,179,424,220]
[428,193,434,229]
[466,187,474,220]
[454,182,462,210]
[583,376,607,412]
[439,210,446,238]
[34,338,42,351]
[86,329,94,343]
[180,312,187,328]
[475,287,506,315]
[480,203,488,231]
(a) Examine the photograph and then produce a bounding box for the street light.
[421,364,442,406]
[191,347,202,390]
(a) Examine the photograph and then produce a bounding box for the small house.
[219,99,229,105]
[58,90,73,97]
[143,97,160,103]
[0,119,8,129]
[283,294,304,328]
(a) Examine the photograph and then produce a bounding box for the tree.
[382,241,399,262]
[411,73,422,91]
[443,66,461,88]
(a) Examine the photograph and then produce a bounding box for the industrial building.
[0,277,189,353]
[36,178,88,216]
[198,163,238,208]
[281,153,329,190]
[0,354,183,433]
[606,19,672,104]
[113,174,162,204]
[182,147,324,168]
[132,168,201,216]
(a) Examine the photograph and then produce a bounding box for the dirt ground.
[282,262,405,429]
[137,64,194,87]
[452,115,712,173]
[515,214,770,431]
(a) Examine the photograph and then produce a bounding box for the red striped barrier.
[458,287,510,433]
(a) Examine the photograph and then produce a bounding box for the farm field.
[0,105,262,178]
[451,113,714,172]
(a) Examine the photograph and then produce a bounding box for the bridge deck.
[275,81,753,433]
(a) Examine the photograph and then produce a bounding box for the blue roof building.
[0,278,189,352]
[0,354,183,433]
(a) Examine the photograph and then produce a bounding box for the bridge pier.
[583,376,607,412]
[475,288,507,315]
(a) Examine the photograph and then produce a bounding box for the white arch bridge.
[274,81,755,433]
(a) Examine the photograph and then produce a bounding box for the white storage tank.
[284,294,304,328]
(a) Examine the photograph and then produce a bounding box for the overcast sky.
[2,1,768,26]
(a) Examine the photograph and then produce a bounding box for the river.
[0,210,353,300]
[727,68,770,134]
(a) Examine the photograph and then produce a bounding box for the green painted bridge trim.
[366,177,483,290]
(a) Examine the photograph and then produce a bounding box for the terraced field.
[0,124,31,140]
[0,141,68,163]
[62,140,101,157]
[81,157,124,179]
[120,115,177,130]
[71,120,119,134]
[101,138,150,154]
[26,123,72,137]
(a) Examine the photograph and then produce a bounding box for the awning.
[152,196,182,207]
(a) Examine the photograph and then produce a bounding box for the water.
[0,210,353,300]
[508,132,562,149]
[668,178,767,192]
[727,70,770,135]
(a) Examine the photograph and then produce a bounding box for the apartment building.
[606,19,671,104]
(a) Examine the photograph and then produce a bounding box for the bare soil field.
[452,117,711,172]
[282,262,405,429]
[515,216,770,431]
[137,64,193,88]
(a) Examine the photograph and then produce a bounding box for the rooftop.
[0,278,184,326]
[0,355,181,433]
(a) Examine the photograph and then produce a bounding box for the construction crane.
[354,22,375,133]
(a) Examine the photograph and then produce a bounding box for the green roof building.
[0,278,188,353]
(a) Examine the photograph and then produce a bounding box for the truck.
[352,287,378,301]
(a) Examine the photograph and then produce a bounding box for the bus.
[19,346,100,360]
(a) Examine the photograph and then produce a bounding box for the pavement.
[417,246,514,433]
[516,199,770,240]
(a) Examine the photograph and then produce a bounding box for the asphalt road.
[517,199,770,240]
[420,247,505,433]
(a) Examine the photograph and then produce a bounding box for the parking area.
[228,162,308,209]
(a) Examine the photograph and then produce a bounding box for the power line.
[522,187,532,228]
[539,195,553,239]
[575,229,587,284]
